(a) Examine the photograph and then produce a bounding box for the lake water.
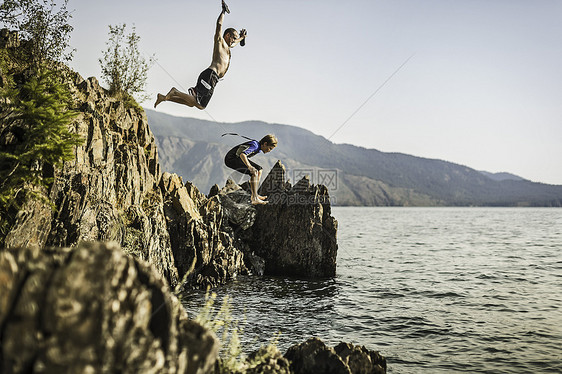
[182,207,562,373]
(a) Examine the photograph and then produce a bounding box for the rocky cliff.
[1,53,338,289]
[160,159,339,287]
[3,73,181,286]
[0,33,387,373]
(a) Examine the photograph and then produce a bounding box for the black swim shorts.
[194,68,219,108]
[224,150,263,176]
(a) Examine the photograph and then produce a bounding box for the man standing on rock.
[154,0,247,110]
[225,135,277,205]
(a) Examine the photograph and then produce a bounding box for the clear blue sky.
[68,0,562,185]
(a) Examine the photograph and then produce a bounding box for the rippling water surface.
[182,207,562,373]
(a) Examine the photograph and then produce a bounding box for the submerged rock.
[0,242,218,373]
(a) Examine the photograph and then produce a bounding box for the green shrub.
[0,68,82,242]
[99,23,154,103]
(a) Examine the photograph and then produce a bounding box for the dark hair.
[223,28,237,38]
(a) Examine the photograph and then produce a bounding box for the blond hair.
[260,134,278,147]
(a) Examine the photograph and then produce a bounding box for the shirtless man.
[154,0,246,110]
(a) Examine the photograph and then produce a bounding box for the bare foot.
[258,195,267,201]
[251,198,268,205]
[154,93,165,108]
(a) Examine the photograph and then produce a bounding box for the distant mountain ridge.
[479,171,526,182]
[145,109,562,207]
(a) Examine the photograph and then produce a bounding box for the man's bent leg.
[165,87,204,109]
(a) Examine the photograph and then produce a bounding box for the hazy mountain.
[479,171,526,182]
[146,109,562,207]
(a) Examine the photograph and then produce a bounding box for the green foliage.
[99,23,155,103]
[0,0,75,68]
[0,68,82,240]
[196,291,246,373]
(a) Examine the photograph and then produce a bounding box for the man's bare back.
[153,0,246,110]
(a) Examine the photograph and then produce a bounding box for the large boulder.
[0,242,218,373]
[247,161,338,278]
[285,338,349,374]
[204,162,338,279]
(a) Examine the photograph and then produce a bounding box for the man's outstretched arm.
[215,10,225,40]
[215,0,229,39]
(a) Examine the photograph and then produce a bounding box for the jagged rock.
[3,189,52,249]
[202,162,338,280]
[285,338,386,374]
[249,161,338,278]
[285,338,350,374]
[160,172,246,289]
[208,184,221,198]
[219,189,257,230]
[185,180,207,203]
[0,242,218,374]
[160,172,201,221]
[221,178,243,195]
[2,69,179,286]
[334,342,387,374]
